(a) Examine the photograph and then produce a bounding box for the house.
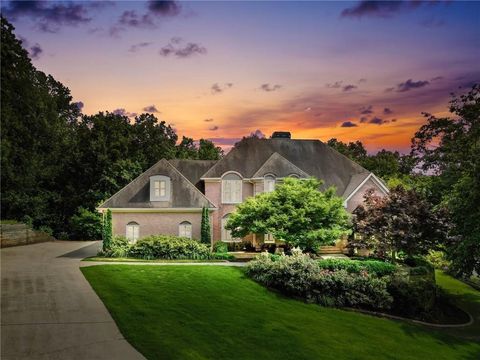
[98,133,388,248]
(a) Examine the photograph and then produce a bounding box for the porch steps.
[318,245,344,255]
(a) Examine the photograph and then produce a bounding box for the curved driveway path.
[1,241,145,360]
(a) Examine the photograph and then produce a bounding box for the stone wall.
[0,224,54,248]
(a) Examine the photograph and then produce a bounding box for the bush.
[70,207,102,240]
[425,250,451,270]
[128,235,211,260]
[388,270,437,318]
[318,259,396,277]
[246,252,392,310]
[102,235,130,258]
[213,241,228,253]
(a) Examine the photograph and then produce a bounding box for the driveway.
[1,241,145,360]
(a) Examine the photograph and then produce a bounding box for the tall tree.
[176,136,198,159]
[200,207,211,245]
[411,84,480,277]
[198,139,223,160]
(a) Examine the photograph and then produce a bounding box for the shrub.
[102,235,130,258]
[246,252,392,310]
[212,253,235,260]
[128,235,211,260]
[38,225,53,236]
[102,209,112,251]
[70,207,102,240]
[387,270,437,318]
[318,259,396,277]
[213,241,228,253]
[425,250,451,270]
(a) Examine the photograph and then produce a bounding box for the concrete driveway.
[1,241,145,360]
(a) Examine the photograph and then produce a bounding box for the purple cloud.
[129,42,152,52]
[3,1,92,33]
[341,121,358,127]
[112,108,137,118]
[211,83,233,94]
[142,105,159,113]
[383,107,393,115]
[341,1,424,19]
[209,125,219,131]
[395,79,430,92]
[369,117,388,125]
[148,1,181,16]
[343,84,358,92]
[359,105,374,115]
[159,38,207,58]
[30,43,43,59]
[204,118,214,122]
[260,83,282,92]
[326,81,343,89]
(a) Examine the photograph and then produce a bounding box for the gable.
[99,159,215,209]
[252,152,310,178]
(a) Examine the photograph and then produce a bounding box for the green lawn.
[82,257,228,263]
[81,265,480,360]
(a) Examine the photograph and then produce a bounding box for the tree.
[411,84,480,277]
[70,207,102,240]
[200,207,211,245]
[176,136,198,159]
[226,178,351,252]
[352,187,451,262]
[102,209,112,252]
[198,139,223,160]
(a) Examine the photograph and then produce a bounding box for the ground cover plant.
[81,265,480,360]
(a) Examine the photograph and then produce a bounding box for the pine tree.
[200,207,211,245]
[102,209,112,251]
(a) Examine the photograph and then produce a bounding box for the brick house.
[98,133,388,248]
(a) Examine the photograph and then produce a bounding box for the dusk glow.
[4,0,479,152]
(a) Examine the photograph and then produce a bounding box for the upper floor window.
[264,175,276,193]
[126,222,140,243]
[150,175,171,201]
[222,173,242,204]
[178,221,192,239]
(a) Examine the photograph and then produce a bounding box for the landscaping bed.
[81,265,480,360]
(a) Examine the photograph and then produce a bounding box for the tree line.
[0,17,222,239]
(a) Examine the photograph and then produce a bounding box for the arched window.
[289,173,300,179]
[221,214,236,242]
[264,174,276,193]
[222,173,242,204]
[126,222,140,243]
[178,221,192,239]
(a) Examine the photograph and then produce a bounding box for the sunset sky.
[3,0,479,152]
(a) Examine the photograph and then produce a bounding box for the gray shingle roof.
[252,152,310,178]
[168,159,218,187]
[201,138,370,195]
[99,159,215,209]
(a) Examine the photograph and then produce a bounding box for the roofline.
[97,207,217,213]
[344,173,389,204]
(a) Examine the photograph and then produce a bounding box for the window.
[154,180,166,197]
[264,233,275,244]
[150,175,171,201]
[126,222,139,243]
[264,175,276,193]
[222,173,242,203]
[178,221,192,239]
[221,214,239,242]
[289,173,300,179]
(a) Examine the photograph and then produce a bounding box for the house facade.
[98,134,388,247]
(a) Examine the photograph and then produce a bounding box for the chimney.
[271,131,291,139]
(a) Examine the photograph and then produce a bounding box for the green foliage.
[102,210,112,252]
[226,178,351,252]
[70,207,102,240]
[317,259,396,277]
[246,252,392,310]
[411,85,480,277]
[200,207,211,245]
[352,186,451,262]
[213,241,228,253]
[176,137,223,160]
[128,235,211,260]
[425,250,451,270]
[101,235,130,258]
[38,225,53,236]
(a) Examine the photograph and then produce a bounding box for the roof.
[99,159,215,209]
[252,152,310,178]
[168,159,217,187]
[201,138,369,195]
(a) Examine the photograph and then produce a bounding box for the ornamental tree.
[200,206,211,245]
[352,186,451,262]
[225,178,351,252]
[102,209,112,252]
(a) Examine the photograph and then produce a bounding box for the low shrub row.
[246,252,438,317]
[101,235,234,260]
[245,252,393,310]
[317,258,396,277]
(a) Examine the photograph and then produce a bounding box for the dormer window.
[150,175,171,201]
[264,175,276,193]
[222,173,242,204]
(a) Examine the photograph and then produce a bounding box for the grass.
[82,256,228,263]
[81,265,480,360]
